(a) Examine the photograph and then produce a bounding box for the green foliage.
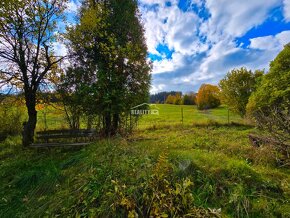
[247,44,290,115]
[247,44,290,146]
[183,93,196,105]
[57,67,98,129]
[0,122,289,217]
[165,94,175,104]
[219,67,264,117]
[0,98,24,141]
[0,0,67,146]
[196,84,221,110]
[174,93,183,105]
[108,152,221,217]
[65,0,151,135]
[165,93,184,105]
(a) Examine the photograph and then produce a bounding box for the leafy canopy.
[196,84,221,110]
[219,67,263,117]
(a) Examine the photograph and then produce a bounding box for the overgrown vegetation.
[247,44,290,166]
[0,121,289,217]
[0,98,24,141]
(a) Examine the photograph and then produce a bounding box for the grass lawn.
[0,105,289,217]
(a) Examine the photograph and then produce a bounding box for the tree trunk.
[104,112,111,137]
[112,113,119,135]
[22,91,37,146]
[87,116,93,130]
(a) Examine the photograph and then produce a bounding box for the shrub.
[247,44,290,165]
[0,99,24,141]
[196,84,221,110]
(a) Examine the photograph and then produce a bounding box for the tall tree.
[0,0,67,146]
[183,93,196,105]
[196,84,220,110]
[219,67,263,117]
[66,0,151,136]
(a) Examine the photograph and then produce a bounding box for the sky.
[65,0,290,94]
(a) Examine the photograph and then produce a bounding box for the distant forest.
[150,91,182,103]
[150,91,196,104]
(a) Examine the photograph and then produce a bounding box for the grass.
[0,104,289,217]
[34,104,244,131]
[137,104,244,128]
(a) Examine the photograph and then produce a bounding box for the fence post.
[181,107,183,125]
[227,107,230,124]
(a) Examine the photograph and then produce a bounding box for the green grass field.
[0,104,289,217]
[137,104,243,128]
[35,104,244,130]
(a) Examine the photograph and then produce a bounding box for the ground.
[0,104,289,217]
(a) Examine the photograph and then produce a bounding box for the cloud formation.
[140,0,290,93]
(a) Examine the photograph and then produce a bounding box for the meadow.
[34,104,244,130]
[0,104,289,217]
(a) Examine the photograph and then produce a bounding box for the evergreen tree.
[66,0,151,135]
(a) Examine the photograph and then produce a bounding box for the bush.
[0,99,24,141]
[196,84,221,110]
[247,44,290,164]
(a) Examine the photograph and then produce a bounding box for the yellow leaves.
[36,103,45,111]
[128,210,137,218]
[196,84,221,110]
[183,177,193,189]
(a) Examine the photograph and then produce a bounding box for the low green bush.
[0,104,24,141]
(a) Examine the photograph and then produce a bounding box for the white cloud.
[203,0,280,39]
[151,52,185,74]
[150,84,166,93]
[276,30,290,45]
[139,0,287,92]
[250,30,290,50]
[250,35,281,50]
[141,2,207,56]
[283,0,290,21]
[52,42,67,57]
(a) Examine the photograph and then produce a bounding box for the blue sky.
[138,0,290,93]
[65,0,290,93]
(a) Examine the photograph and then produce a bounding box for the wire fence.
[35,104,244,131]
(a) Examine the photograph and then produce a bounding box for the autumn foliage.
[165,93,183,105]
[196,84,221,110]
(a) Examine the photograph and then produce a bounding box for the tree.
[0,0,67,146]
[183,93,196,105]
[66,0,151,136]
[165,94,175,104]
[150,91,182,103]
[219,67,263,117]
[174,93,183,105]
[57,67,97,130]
[247,44,290,146]
[196,84,220,110]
